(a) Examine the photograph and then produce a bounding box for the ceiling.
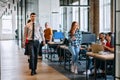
[0,0,18,18]
[0,0,9,18]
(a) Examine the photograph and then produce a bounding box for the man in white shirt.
[23,13,45,75]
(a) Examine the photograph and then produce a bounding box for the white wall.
[38,0,60,31]
[0,1,17,40]
[0,18,2,40]
[0,34,15,40]
[0,11,17,40]
[0,15,15,40]
[51,0,60,31]
[12,10,17,36]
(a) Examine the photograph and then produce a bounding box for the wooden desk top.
[48,42,63,45]
[59,45,68,50]
[87,52,114,60]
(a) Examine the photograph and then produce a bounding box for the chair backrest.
[63,38,70,46]
[82,33,96,45]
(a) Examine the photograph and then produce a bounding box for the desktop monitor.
[53,32,64,39]
[82,33,96,44]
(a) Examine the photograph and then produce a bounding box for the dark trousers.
[39,41,44,56]
[96,59,105,70]
[28,40,39,71]
[79,49,93,70]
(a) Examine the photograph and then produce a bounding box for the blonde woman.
[68,21,82,74]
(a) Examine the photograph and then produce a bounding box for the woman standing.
[68,21,82,74]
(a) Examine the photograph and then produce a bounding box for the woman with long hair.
[68,21,82,74]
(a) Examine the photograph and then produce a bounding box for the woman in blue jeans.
[68,21,82,74]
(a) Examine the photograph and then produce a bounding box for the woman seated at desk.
[103,32,114,52]
[83,32,114,75]
[91,32,114,76]
[83,32,107,74]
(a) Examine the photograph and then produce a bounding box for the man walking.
[23,13,45,75]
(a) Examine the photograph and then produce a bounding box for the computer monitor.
[82,33,96,44]
[53,32,64,39]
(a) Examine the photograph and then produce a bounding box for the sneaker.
[74,66,78,74]
[89,69,103,76]
[91,69,101,73]
[98,69,103,73]
[83,70,91,75]
[71,65,74,73]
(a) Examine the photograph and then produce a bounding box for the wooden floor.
[1,40,69,80]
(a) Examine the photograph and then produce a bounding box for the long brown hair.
[69,21,79,37]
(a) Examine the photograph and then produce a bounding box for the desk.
[48,42,63,45]
[47,42,63,61]
[59,45,71,71]
[86,52,114,80]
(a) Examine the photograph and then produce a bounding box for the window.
[60,7,63,32]
[2,15,12,34]
[99,0,111,32]
[60,0,89,32]
[80,7,88,31]
[72,1,79,22]
[80,0,88,31]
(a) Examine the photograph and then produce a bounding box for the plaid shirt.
[69,29,82,47]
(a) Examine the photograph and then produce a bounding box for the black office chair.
[47,32,65,61]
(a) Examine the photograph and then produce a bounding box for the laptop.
[91,44,104,53]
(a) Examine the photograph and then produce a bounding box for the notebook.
[91,44,104,53]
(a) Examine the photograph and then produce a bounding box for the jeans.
[69,45,80,66]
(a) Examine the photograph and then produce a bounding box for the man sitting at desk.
[93,32,114,76]
[83,32,107,74]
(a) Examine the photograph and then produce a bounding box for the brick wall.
[89,0,114,36]
[89,0,99,37]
